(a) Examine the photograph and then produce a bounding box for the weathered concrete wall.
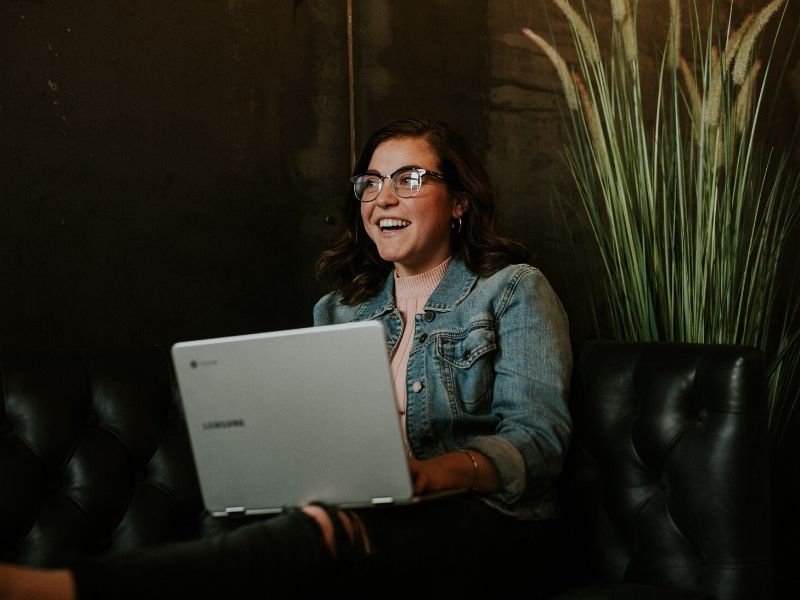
[1,0,797,350]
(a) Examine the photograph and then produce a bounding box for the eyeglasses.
[351,167,446,202]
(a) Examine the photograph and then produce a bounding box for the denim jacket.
[313,256,572,520]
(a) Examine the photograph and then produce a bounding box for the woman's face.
[360,137,466,277]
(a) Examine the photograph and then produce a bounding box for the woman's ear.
[453,193,469,219]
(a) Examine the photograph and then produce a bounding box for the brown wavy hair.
[314,119,530,305]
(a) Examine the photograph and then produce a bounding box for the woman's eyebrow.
[363,165,421,175]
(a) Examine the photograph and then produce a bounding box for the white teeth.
[379,219,411,229]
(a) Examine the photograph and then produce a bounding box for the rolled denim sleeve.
[466,267,572,505]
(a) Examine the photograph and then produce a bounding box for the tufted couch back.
[557,341,771,599]
[0,342,771,598]
[0,348,224,566]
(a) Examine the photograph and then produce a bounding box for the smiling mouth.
[379,218,411,232]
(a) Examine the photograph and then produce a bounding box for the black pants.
[71,497,559,599]
[358,497,559,597]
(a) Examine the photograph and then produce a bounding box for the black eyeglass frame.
[350,167,447,202]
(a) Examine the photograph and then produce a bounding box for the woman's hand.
[409,450,502,495]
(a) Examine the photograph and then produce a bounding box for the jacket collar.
[355,254,478,320]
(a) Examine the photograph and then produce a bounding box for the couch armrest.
[0,348,206,566]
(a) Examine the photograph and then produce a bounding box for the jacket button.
[411,381,424,393]
[418,333,428,344]
[424,311,435,322]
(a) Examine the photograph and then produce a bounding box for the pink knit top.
[392,257,451,450]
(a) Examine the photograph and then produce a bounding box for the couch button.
[411,381,424,393]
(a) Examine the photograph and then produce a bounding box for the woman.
[0,119,572,598]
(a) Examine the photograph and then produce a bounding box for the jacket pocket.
[436,322,497,411]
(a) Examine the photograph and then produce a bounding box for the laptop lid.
[171,321,415,516]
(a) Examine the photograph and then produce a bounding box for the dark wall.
[1,0,798,351]
[1,0,350,349]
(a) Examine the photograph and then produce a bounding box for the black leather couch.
[0,341,771,598]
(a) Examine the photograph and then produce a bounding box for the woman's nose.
[375,181,399,207]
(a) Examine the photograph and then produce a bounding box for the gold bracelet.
[458,449,479,492]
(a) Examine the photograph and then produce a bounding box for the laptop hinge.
[370,497,394,505]
[224,506,247,516]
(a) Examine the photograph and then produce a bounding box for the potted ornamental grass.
[522,0,800,442]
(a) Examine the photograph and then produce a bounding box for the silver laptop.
[172,321,429,517]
